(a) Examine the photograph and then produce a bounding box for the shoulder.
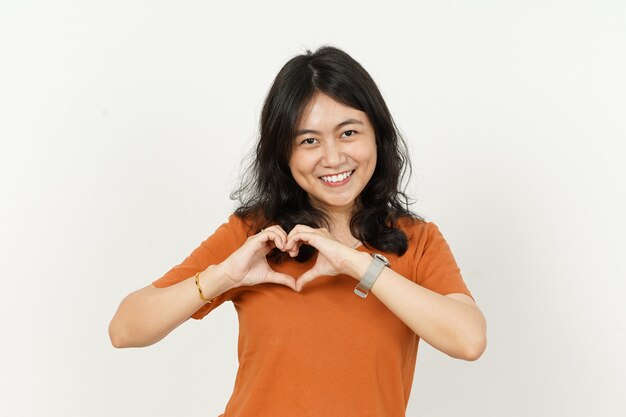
[218,213,258,240]
[395,215,436,237]
[196,214,252,252]
[394,216,448,251]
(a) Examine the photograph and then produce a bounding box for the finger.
[284,232,304,257]
[283,226,308,253]
[256,229,286,251]
[289,224,333,240]
[262,225,289,242]
[265,271,297,291]
[267,224,289,234]
[287,231,318,250]
[284,239,302,256]
[287,224,317,240]
[295,267,321,292]
[287,231,326,258]
[285,233,313,258]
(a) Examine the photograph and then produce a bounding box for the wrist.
[344,251,373,281]
[199,264,238,297]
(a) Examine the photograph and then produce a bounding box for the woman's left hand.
[285,225,366,292]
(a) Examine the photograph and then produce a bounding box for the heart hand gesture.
[285,225,367,292]
[219,224,368,293]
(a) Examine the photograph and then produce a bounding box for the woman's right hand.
[218,225,297,290]
[109,226,297,348]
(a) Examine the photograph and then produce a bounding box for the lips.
[319,170,355,184]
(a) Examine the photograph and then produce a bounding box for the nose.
[321,140,347,167]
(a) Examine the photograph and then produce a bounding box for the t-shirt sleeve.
[152,214,250,319]
[412,222,473,299]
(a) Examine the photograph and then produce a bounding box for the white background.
[1,1,625,416]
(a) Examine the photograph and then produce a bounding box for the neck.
[324,207,359,247]
[308,199,360,245]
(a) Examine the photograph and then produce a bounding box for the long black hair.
[231,46,421,262]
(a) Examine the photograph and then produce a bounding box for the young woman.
[109,46,487,417]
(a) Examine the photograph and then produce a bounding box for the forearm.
[108,265,233,348]
[347,252,487,361]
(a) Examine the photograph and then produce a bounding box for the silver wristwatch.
[354,254,390,298]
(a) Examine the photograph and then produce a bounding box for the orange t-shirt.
[153,214,472,417]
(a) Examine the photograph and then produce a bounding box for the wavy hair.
[231,46,420,262]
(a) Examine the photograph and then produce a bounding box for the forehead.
[297,93,369,130]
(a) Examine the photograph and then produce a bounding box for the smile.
[319,170,355,184]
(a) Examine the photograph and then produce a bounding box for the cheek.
[354,142,377,167]
[288,166,314,193]
[289,152,314,177]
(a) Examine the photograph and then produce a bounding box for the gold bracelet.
[194,271,216,304]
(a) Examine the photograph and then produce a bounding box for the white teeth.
[321,170,353,183]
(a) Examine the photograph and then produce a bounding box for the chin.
[317,199,357,211]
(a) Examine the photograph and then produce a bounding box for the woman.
[109,46,487,417]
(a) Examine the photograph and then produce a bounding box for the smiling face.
[288,92,377,215]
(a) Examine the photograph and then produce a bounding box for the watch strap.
[354,254,390,298]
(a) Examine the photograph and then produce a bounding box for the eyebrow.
[295,118,364,137]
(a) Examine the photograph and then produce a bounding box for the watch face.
[373,253,390,267]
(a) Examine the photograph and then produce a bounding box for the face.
[288,92,377,214]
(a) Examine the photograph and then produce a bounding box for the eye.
[299,137,318,145]
[341,130,357,138]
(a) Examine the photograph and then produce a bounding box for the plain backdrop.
[1,1,625,416]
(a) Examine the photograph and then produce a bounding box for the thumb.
[295,267,321,292]
[265,270,297,291]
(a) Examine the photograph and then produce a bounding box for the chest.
[232,266,416,359]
